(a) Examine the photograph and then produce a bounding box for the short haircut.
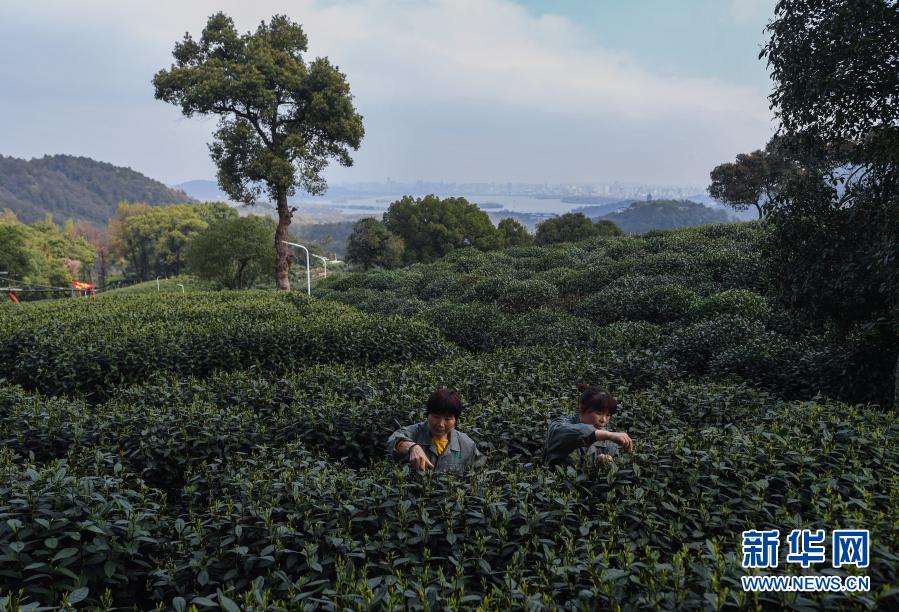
[577,383,617,415]
[427,387,462,418]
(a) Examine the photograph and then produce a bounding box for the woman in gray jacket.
[544,384,633,467]
[387,387,486,473]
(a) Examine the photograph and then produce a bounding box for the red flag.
[8,292,19,303]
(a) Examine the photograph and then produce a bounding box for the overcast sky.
[0,0,778,187]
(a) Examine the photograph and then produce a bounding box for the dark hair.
[427,387,462,418]
[577,383,617,415]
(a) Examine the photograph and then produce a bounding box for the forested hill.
[0,154,196,225]
[597,199,730,234]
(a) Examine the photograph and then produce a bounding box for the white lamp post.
[281,240,311,295]
[310,253,329,278]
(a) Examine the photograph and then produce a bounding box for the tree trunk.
[275,190,293,291]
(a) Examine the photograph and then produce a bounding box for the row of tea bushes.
[319,223,771,312]
[0,292,457,399]
[0,344,672,490]
[2,382,896,608]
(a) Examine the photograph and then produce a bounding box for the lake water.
[292,194,591,217]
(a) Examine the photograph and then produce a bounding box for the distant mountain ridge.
[0,154,196,226]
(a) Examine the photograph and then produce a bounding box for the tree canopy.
[108,202,236,281]
[534,213,621,245]
[497,218,533,247]
[758,0,899,407]
[708,142,801,218]
[153,12,364,290]
[186,215,277,289]
[383,195,501,264]
[346,218,405,270]
[0,210,96,292]
[598,200,727,235]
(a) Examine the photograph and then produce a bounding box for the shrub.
[0,450,166,606]
[691,289,771,321]
[0,293,456,398]
[497,279,559,312]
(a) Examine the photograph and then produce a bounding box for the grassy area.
[98,275,221,295]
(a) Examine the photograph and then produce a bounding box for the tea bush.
[691,289,771,321]
[0,293,455,399]
[2,221,896,609]
[0,449,167,605]
[496,280,558,312]
[2,377,896,609]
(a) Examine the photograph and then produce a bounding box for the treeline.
[597,199,730,234]
[0,203,293,295]
[0,210,96,292]
[345,195,623,269]
[0,154,195,226]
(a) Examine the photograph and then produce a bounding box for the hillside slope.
[596,199,730,233]
[0,154,195,225]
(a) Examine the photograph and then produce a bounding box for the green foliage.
[0,448,166,605]
[0,154,195,226]
[186,215,276,289]
[574,282,698,325]
[758,0,899,406]
[0,293,455,399]
[383,195,502,263]
[153,12,364,289]
[109,202,223,281]
[598,200,731,234]
[496,279,559,313]
[294,220,356,258]
[497,217,533,247]
[0,211,96,291]
[708,144,800,218]
[534,213,600,245]
[346,218,405,270]
[0,222,34,277]
[691,289,771,321]
[594,219,624,237]
[153,13,364,204]
[3,215,898,608]
[1,366,896,607]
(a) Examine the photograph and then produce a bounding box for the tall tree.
[186,215,277,289]
[383,195,501,264]
[0,223,34,279]
[497,218,533,247]
[153,13,364,290]
[108,203,213,280]
[346,218,405,270]
[534,213,597,245]
[708,141,800,218]
[760,0,899,407]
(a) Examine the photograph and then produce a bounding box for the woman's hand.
[408,444,434,471]
[595,453,614,465]
[596,430,633,452]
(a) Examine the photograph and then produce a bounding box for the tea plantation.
[1,224,897,610]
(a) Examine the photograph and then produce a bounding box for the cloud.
[0,0,774,184]
[724,0,775,25]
